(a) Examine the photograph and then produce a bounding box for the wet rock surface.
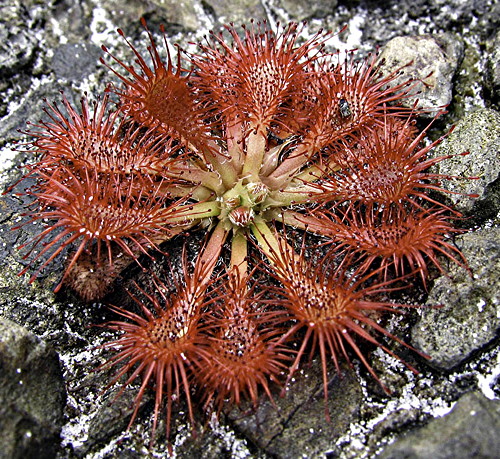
[228,360,363,457]
[379,391,500,459]
[0,318,66,459]
[0,1,499,458]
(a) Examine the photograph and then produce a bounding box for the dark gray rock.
[80,386,153,456]
[433,108,500,220]
[0,1,39,79]
[412,227,500,370]
[485,30,500,108]
[0,189,69,299]
[0,318,66,459]
[89,0,205,34]
[377,34,464,115]
[279,0,338,21]
[205,0,267,25]
[357,0,499,42]
[379,391,500,459]
[229,359,363,457]
[0,80,64,148]
[147,0,205,32]
[0,0,44,119]
[52,43,101,81]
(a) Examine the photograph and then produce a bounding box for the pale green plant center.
[218,178,270,229]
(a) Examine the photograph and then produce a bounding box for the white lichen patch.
[0,143,21,188]
[208,414,254,458]
[90,6,118,47]
[59,349,102,449]
[476,349,500,400]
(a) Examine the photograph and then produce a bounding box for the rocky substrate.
[0,0,499,458]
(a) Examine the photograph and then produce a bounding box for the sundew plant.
[12,19,471,447]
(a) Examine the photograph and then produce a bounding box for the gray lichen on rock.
[413,227,500,370]
[377,34,464,115]
[434,108,500,219]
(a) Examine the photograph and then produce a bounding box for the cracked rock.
[0,317,66,459]
[412,227,500,370]
[379,391,500,459]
